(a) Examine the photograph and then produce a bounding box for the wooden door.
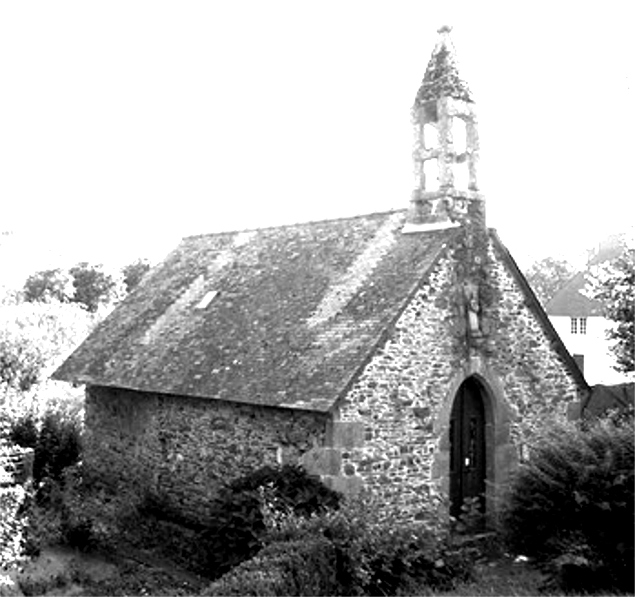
[449,377,486,518]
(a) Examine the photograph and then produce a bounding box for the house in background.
[546,234,632,385]
[53,27,588,527]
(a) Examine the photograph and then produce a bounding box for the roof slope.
[414,26,473,106]
[54,211,458,412]
[545,272,604,317]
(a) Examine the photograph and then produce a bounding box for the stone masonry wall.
[486,244,581,445]
[323,250,461,522]
[85,386,328,524]
[303,235,582,523]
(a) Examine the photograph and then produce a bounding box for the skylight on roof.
[195,290,218,310]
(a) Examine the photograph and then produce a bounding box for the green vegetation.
[205,492,473,596]
[196,464,342,578]
[586,247,635,374]
[502,414,634,594]
[523,257,575,305]
[21,258,151,313]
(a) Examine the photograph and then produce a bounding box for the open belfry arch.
[53,26,587,529]
[410,25,482,229]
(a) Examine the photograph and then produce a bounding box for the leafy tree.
[22,269,72,304]
[69,262,123,313]
[586,248,635,374]
[524,257,575,305]
[0,302,96,394]
[122,259,151,293]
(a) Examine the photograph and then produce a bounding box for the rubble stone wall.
[303,237,581,524]
[84,386,328,523]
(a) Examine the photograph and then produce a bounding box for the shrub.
[0,437,29,570]
[198,464,341,579]
[0,477,28,570]
[226,463,341,517]
[10,410,82,486]
[502,415,634,594]
[33,411,82,485]
[205,494,473,596]
[203,537,339,596]
[22,464,130,554]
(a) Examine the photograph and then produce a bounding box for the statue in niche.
[463,281,481,337]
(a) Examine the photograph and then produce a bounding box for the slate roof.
[414,26,473,106]
[545,272,604,317]
[53,211,459,412]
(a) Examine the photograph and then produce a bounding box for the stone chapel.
[54,27,588,525]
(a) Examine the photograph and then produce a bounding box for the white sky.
[1,1,634,284]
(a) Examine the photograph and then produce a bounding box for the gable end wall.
[308,238,581,523]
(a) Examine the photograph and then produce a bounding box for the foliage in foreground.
[205,494,473,596]
[0,467,28,570]
[196,464,342,579]
[585,246,635,374]
[10,408,82,486]
[502,414,634,594]
[0,417,29,572]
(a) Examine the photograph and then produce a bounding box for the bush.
[33,411,82,485]
[204,537,339,596]
[502,415,634,594]
[10,410,82,486]
[205,495,473,596]
[0,471,28,570]
[198,464,341,579]
[22,464,131,555]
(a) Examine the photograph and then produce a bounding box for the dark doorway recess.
[449,376,486,519]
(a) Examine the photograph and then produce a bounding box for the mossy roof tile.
[53,211,458,412]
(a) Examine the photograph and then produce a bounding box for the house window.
[570,318,578,334]
[579,317,587,334]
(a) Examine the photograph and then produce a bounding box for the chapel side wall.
[85,386,328,523]
[308,238,583,524]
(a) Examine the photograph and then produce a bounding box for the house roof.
[53,211,459,412]
[414,26,473,106]
[583,383,634,418]
[545,272,604,317]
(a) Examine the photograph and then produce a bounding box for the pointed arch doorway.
[449,376,487,518]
